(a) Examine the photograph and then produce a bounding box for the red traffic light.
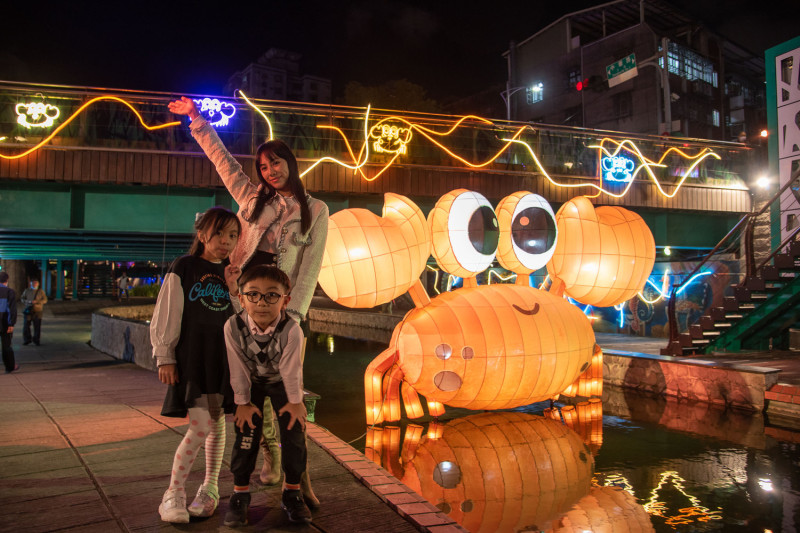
[576,78,589,91]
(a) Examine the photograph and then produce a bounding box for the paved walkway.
[0,308,457,533]
[3,300,798,533]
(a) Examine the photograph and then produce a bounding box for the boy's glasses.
[242,291,284,304]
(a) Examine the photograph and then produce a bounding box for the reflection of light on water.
[758,478,774,492]
[643,471,723,525]
[326,334,335,354]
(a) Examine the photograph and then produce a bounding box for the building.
[224,48,332,104]
[503,0,765,141]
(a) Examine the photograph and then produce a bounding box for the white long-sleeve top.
[224,312,305,405]
[150,272,184,366]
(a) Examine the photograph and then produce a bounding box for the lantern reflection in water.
[366,411,652,533]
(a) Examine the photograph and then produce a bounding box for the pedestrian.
[150,207,241,523]
[117,272,130,301]
[0,272,18,373]
[222,264,312,526]
[168,96,327,503]
[21,279,47,346]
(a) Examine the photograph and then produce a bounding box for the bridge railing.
[1,80,753,190]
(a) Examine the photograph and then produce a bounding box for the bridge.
[0,80,757,299]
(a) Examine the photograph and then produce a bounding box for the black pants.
[1,324,15,372]
[23,315,41,344]
[230,380,306,487]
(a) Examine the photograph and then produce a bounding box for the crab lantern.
[318,192,430,308]
[546,196,655,307]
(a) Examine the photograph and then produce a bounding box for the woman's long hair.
[250,139,311,234]
[189,206,241,257]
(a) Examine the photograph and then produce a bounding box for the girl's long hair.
[251,139,311,234]
[189,206,241,257]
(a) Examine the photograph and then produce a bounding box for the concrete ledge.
[90,306,156,371]
[604,349,781,412]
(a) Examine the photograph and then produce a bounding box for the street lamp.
[500,83,529,121]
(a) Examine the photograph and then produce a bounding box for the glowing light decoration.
[15,102,60,129]
[429,189,498,278]
[316,191,609,424]
[192,98,236,127]
[364,282,596,423]
[369,122,412,154]
[1,96,180,160]
[366,412,595,533]
[601,153,636,182]
[318,192,430,308]
[495,191,557,275]
[546,196,656,307]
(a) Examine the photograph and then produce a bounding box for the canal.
[303,330,800,533]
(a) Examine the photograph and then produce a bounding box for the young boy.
[223,265,311,526]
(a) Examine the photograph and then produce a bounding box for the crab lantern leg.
[365,347,398,425]
[383,366,405,422]
[401,382,425,419]
[427,400,446,418]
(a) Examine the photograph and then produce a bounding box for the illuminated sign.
[601,153,636,182]
[192,98,236,127]
[16,102,60,129]
[369,122,412,155]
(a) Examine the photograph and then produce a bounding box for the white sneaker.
[158,488,189,523]
[188,485,219,517]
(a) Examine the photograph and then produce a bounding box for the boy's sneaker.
[158,488,189,523]
[223,492,251,527]
[188,484,218,518]
[281,489,312,523]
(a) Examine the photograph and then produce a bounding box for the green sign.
[606,53,637,87]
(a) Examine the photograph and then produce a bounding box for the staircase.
[662,170,800,356]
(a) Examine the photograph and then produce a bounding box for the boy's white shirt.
[224,311,304,406]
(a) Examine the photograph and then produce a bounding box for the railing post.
[667,284,679,346]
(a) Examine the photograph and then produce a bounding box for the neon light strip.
[0,96,180,160]
[676,271,711,294]
[237,90,273,141]
[299,105,373,179]
[487,270,516,284]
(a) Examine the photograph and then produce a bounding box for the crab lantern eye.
[496,192,557,273]
[429,189,498,277]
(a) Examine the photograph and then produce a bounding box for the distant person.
[150,207,241,523]
[117,272,130,301]
[222,265,312,526]
[21,279,47,346]
[0,272,18,373]
[169,96,326,501]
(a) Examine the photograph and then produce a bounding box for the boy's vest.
[233,310,293,384]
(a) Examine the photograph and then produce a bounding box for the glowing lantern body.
[373,412,595,533]
[365,283,595,423]
[319,192,430,308]
[546,196,655,307]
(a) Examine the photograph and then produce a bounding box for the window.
[712,110,720,127]
[658,42,717,86]
[567,68,581,88]
[526,83,544,104]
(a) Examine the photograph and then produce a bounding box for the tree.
[341,79,441,113]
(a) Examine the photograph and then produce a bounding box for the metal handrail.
[666,167,800,346]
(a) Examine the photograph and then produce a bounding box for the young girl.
[168,97,328,504]
[151,206,241,523]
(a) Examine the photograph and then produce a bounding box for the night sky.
[1,0,796,102]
